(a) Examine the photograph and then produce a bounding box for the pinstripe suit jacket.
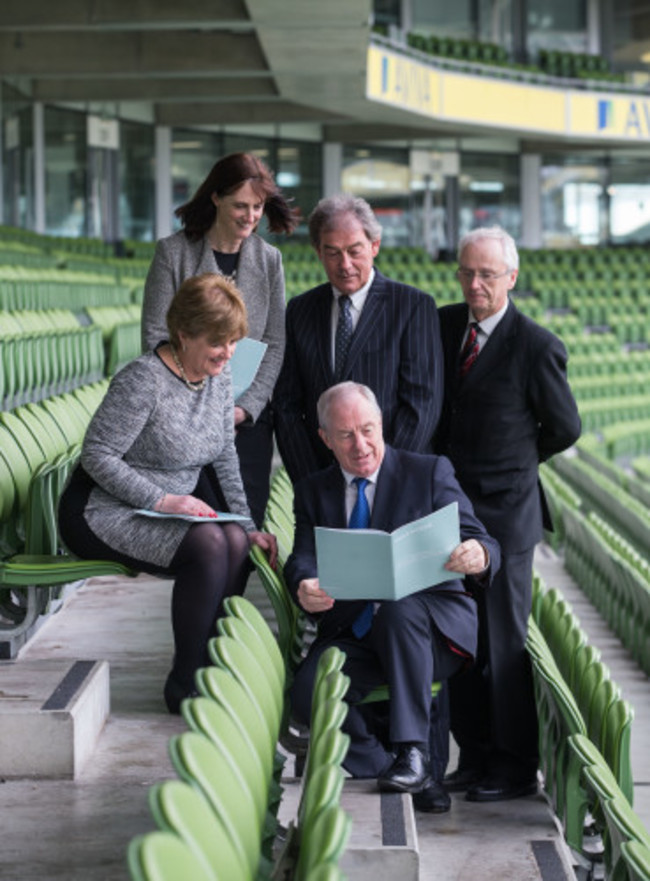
[141,230,285,422]
[273,270,444,483]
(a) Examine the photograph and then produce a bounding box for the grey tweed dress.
[79,351,254,568]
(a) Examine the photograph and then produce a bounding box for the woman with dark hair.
[60,273,277,714]
[142,152,299,526]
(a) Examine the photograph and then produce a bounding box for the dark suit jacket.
[285,445,500,659]
[435,299,581,554]
[273,271,444,483]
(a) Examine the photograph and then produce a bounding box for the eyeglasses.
[456,268,511,283]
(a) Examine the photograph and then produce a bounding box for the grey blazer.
[141,230,286,422]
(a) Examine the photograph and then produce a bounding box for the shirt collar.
[469,298,509,336]
[332,268,375,305]
[340,465,380,487]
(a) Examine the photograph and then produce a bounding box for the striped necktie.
[334,295,353,381]
[459,322,480,378]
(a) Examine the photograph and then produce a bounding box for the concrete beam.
[0,0,250,30]
[32,76,276,103]
[0,31,266,76]
[155,100,347,127]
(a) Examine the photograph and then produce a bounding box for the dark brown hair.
[175,152,300,240]
[166,273,248,348]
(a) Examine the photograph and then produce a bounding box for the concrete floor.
[2,541,645,880]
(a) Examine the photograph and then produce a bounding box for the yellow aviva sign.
[366,44,441,116]
[571,94,650,140]
[367,45,650,143]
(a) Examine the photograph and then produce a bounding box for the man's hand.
[297,578,334,614]
[445,539,488,575]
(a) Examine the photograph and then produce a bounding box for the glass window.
[609,156,650,244]
[527,0,588,56]
[373,0,401,28]
[119,120,155,242]
[478,0,513,51]
[412,0,474,38]
[43,106,86,237]
[540,155,608,246]
[342,145,412,247]
[613,0,650,69]
[171,132,321,242]
[1,82,33,229]
[459,152,521,240]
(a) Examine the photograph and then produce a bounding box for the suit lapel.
[314,286,336,382]
[457,299,518,393]
[341,272,387,378]
[369,446,400,532]
[320,466,348,527]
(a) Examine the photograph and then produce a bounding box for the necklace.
[170,345,206,392]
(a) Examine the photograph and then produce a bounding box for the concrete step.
[278,777,419,880]
[0,658,109,779]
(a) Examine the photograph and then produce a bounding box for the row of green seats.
[0,272,136,311]
[553,452,650,558]
[0,308,79,335]
[128,597,350,881]
[577,438,650,509]
[577,395,650,432]
[527,587,642,878]
[562,506,650,677]
[601,418,650,459]
[0,326,105,410]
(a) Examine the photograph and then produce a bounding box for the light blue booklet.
[136,510,249,523]
[230,337,267,400]
[315,502,460,600]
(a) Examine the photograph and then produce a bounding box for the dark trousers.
[291,594,464,779]
[448,547,539,779]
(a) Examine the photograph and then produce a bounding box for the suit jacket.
[285,445,500,658]
[273,271,444,483]
[435,299,581,554]
[141,230,285,421]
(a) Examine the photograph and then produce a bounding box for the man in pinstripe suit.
[273,195,444,485]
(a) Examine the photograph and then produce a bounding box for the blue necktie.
[349,477,374,638]
[334,295,353,382]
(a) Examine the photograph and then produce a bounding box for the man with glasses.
[432,226,581,804]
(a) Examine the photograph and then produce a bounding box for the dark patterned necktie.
[334,295,353,381]
[349,477,374,638]
[459,322,480,378]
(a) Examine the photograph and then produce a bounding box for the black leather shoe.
[413,782,451,813]
[465,777,538,803]
[443,766,483,792]
[377,745,431,794]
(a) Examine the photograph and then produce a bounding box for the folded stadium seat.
[621,839,650,881]
[127,829,219,881]
[168,731,265,881]
[146,780,250,881]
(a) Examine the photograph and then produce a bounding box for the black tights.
[167,522,250,697]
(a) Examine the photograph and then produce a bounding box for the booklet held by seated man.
[315,502,460,601]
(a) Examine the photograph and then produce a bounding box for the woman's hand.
[234,406,249,426]
[444,539,489,575]
[297,578,334,614]
[249,531,278,569]
[155,493,218,518]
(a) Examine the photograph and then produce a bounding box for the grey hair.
[458,226,519,271]
[308,194,383,249]
[317,382,382,433]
